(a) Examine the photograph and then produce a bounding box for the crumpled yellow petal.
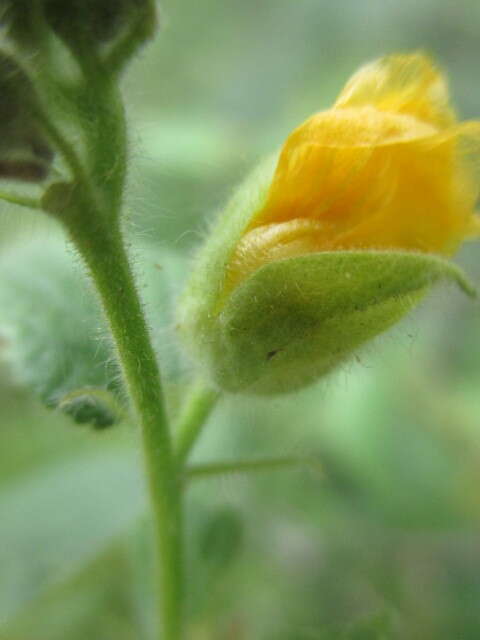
[251,107,436,230]
[179,56,480,394]
[225,218,324,293]
[334,53,456,130]
[326,124,480,255]
[225,54,480,295]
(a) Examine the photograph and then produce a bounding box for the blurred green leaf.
[57,387,125,429]
[3,545,138,640]
[0,446,145,624]
[0,235,123,427]
[344,611,394,639]
[0,234,189,426]
[199,506,244,571]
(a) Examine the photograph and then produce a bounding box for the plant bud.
[178,54,479,395]
[0,52,53,181]
[0,0,34,46]
[44,0,156,46]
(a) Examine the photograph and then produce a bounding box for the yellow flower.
[226,53,480,293]
[179,53,478,394]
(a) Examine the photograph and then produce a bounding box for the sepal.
[180,249,474,394]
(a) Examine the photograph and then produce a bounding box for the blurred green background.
[2,1,480,638]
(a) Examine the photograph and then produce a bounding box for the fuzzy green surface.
[179,155,278,329]
[184,248,473,393]
[0,234,187,426]
[0,235,122,426]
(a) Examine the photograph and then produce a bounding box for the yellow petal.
[334,53,456,130]
[327,126,480,255]
[225,218,324,293]
[225,55,480,295]
[250,107,436,232]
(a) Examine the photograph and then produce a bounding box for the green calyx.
[178,162,476,395]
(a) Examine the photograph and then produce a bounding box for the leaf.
[57,387,125,429]
[344,611,394,639]
[199,506,244,571]
[0,235,122,427]
[4,544,137,640]
[0,234,189,426]
[0,446,145,624]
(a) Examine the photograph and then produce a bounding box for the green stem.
[83,70,128,209]
[174,382,219,465]
[27,9,185,637]
[37,66,184,637]
[33,103,90,186]
[185,455,324,482]
[61,44,128,210]
[70,220,183,640]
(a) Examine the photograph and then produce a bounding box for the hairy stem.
[174,381,219,465]
[81,70,128,209]
[71,220,183,640]
[39,63,184,636]
[19,6,188,637]
[185,455,324,482]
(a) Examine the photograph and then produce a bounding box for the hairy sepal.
[182,250,474,394]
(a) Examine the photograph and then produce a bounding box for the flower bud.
[178,54,479,394]
[0,0,33,46]
[0,52,53,181]
[44,0,156,47]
